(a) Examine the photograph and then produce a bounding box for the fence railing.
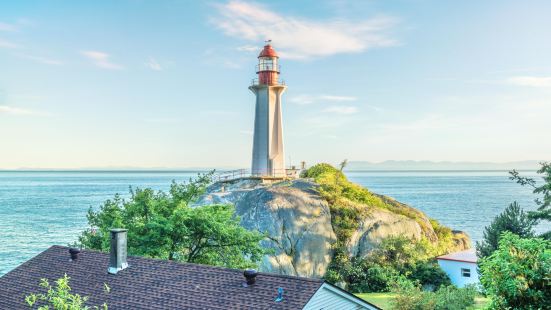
[255,64,281,73]
[213,168,299,182]
[251,78,286,86]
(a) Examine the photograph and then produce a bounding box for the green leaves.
[25,274,109,310]
[510,162,551,237]
[77,171,265,269]
[476,202,537,259]
[479,232,551,309]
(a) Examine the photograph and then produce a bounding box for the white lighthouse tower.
[250,43,286,177]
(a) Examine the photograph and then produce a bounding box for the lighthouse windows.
[259,57,277,71]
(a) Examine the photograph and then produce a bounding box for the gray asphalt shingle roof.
[0,246,324,309]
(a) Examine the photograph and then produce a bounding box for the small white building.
[437,249,479,288]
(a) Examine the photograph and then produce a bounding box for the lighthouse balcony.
[251,78,286,86]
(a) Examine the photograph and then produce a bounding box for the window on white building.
[461,268,471,277]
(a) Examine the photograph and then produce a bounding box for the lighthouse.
[250,43,287,177]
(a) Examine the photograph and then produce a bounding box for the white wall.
[303,283,378,310]
[437,260,479,288]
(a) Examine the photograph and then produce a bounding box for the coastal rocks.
[197,178,472,278]
[348,208,424,258]
[234,180,336,277]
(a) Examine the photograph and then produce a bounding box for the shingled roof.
[0,246,325,309]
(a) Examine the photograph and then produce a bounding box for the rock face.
[196,178,471,278]
[348,208,425,258]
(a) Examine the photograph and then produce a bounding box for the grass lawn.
[356,293,490,310]
[356,293,395,309]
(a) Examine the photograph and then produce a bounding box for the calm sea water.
[0,170,544,275]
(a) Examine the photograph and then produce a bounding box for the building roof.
[259,44,278,58]
[437,249,478,263]
[0,245,325,309]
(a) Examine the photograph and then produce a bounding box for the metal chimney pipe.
[108,228,128,274]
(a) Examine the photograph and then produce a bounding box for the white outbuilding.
[436,249,479,288]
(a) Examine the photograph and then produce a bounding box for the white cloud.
[507,76,551,88]
[236,45,258,52]
[19,54,63,65]
[290,94,357,105]
[211,1,398,59]
[0,22,17,32]
[146,57,162,71]
[239,130,253,135]
[0,105,37,115]
[0,38,19,49]
[323,105,358,114]
[80,50,123,70]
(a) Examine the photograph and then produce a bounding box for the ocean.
[0,170,544,276]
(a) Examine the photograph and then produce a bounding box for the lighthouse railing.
[255,63,281,73]
[213,168,300,182]
[251,78,286,86]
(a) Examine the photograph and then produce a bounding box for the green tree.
[25,274,108,310]
[510,162,551,238]
[339,159,348,172]
[479,232,551,309]
[476,202,537,259]
[77,172,265,269]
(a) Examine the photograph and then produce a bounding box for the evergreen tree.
[476,202,537,259]
[510,161,551,239]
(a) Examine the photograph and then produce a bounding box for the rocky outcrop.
[196,178,471,278]
[348,208,425,258]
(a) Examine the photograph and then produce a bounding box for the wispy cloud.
[290,94,357,105]
[211,1,399,59]
[507,76,551,88]
[236,45,258,52]
[18,54,63,65]
[322,105,358,114]
[239,130,253,135]
[80,50,123,70]
[0,38,19,49]
[145,57,162,71]
[0,22,17,32]
[0,105,38,115]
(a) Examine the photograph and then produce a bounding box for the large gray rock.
[348,208,424,258]
[199,179,336,277]
[196,178,471,278]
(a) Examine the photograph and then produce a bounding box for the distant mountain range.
[345,160,543,171]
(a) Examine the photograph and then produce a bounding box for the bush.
[25,274,108,310]
[479,232,551,309]
[391,280,476,310]
[410,262,451,290]
[336,236,450,293]
[391,279,436,310]
[433,285,477,310]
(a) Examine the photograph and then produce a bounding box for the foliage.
[304,164,457,291]
[332,236,451,293]
[390,278,436,310]
[476,202,537,259]
[77,172,265,269]
[479,232,551,309]
[510,162,551,238]
[25,274,108,310]
[390,279,476,310]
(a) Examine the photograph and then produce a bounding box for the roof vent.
[244,269,257,286]
[275,287,284,302]
[69,248,80,261]
[108,228,128,274]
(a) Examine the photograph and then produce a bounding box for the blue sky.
[0,0,550,169]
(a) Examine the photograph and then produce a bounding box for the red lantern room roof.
[258,44,278,58]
